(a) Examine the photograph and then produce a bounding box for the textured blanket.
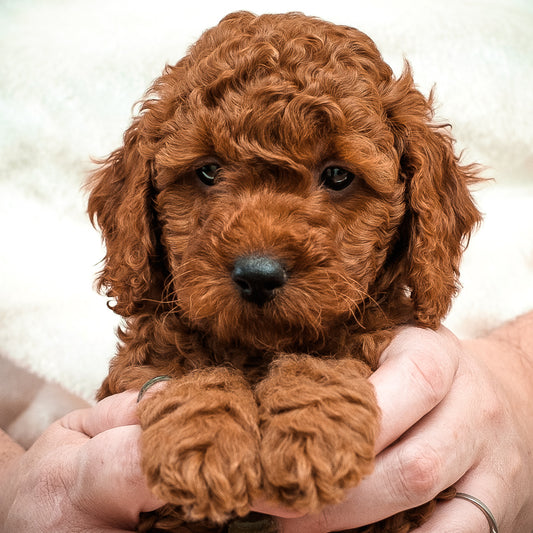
[1,0,532,433]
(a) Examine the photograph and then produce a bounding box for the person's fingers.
[345,431,469,526]
[360,359,485,521]
[371,326,460,452]
[74,424,164,526]
[60,391,140,438]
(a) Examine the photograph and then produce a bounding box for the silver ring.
[137,375,171,402]
[455,492,498,533]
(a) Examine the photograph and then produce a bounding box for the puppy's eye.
[320,166,355,191]
[195,163,220,186]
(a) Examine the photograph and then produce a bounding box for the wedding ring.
[137,375,171,402]
[455,492,498,533]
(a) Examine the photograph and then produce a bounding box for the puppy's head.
[88,12,481,352]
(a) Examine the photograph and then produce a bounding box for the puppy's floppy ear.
[87,118,161,316]
[384,64,482,327]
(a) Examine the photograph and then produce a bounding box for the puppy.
[88,11,481,532]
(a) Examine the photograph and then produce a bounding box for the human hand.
[260,319,533,532]
[0,390,163,532]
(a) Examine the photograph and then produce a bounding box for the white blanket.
[1,0,532,406]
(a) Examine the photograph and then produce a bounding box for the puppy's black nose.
[231,255,287,306]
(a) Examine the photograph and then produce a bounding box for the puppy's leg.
[256,355,379,512]
[137,367,261,524]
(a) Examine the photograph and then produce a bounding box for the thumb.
[76,424,164,524]
[59,392,165,526]
[60,390,140,437]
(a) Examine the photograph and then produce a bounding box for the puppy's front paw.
[257,356,379,512]
[138,369,261,524]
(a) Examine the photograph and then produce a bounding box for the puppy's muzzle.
[231,255,288,306]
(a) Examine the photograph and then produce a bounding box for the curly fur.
[87,11,481,532]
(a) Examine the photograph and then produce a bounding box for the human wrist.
[488,312,533,358]
[463,312,533,439]
[465,312,533,376]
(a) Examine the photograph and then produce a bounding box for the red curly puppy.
[88,11,481,532]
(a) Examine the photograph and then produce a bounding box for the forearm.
[463,311,533,449]
[487,311,533,356]
[464,312,533,389]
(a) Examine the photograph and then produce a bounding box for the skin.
[0,391,163,533]
[0,313,532,532]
